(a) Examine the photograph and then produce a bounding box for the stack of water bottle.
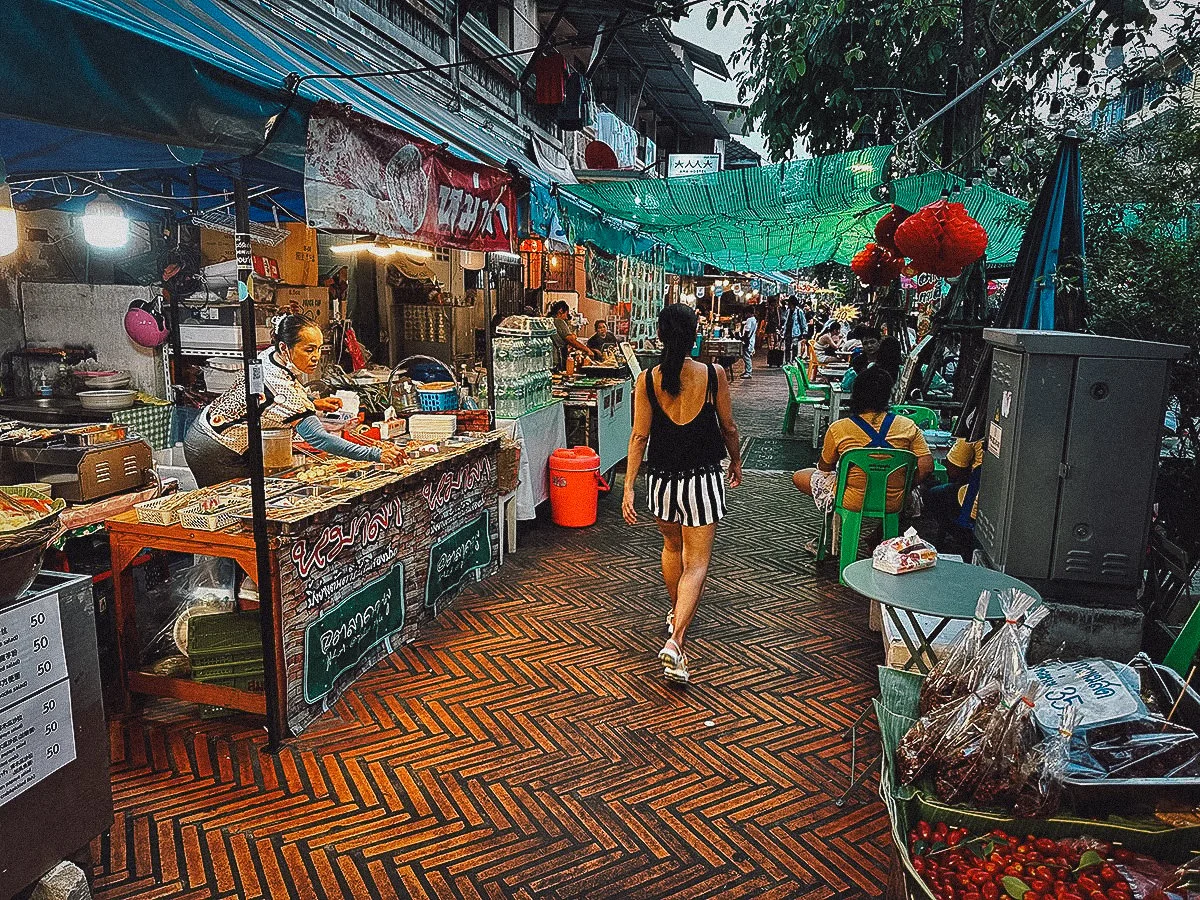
[493,317,556,418]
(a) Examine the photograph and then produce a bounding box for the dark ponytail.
[272,312,319,350]
[657,303,698,397]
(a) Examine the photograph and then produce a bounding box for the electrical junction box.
[975,329,1187,602]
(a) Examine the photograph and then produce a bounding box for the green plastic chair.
[817,448,918,585]
[890,404,939,431]
[782,363,828,436]
[1163,603,1200,677]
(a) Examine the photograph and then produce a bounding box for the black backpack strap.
[706,363,718,404]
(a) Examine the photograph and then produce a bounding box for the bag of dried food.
[897,680,1001,786]
[931,681,1010,803]
[974,588,1044,698]
[1013,706,1080,818]
[917,590,991,716]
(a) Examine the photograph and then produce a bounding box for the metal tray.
[1061,656,1200,814]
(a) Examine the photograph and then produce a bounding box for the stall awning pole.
[235,177,285,748]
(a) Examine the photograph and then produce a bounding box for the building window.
[1175,64,1194,86]
[1124,84,1145,117]
[435,246,451,262]
[1146,79,1165,103]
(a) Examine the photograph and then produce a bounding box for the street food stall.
[105,435,500,737]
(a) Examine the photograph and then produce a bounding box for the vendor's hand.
[314,397,343,412]
[727,460,743,489]
[379,444,404,467]
[622,488,638,525]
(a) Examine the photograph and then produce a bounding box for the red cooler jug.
[548,446,608,527]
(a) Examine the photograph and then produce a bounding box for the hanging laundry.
[534,52,568,106]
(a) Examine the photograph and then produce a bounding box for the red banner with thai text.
[304,101,515,252]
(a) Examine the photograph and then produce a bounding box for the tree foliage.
[714,0,1185,171]
[1082,106,1200,456]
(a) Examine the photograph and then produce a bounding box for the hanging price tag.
[248,363,265,394]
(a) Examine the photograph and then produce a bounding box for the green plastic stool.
[890,404,939,431]
[817,448,918,585]
[782,363,828,436]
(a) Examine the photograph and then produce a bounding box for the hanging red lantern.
[850,242,905,286]
[872,205,911,253]
[893,198,988,277]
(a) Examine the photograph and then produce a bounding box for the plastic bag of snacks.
[917,590,991,716]
[931,682,1010,803]
[872,527,937,574]
[1013,705,1080,818]
[971,679,1042,808]
[973,588,1044,698]
[897,680,1001,786]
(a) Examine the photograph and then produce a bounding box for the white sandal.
[658,638,682,669]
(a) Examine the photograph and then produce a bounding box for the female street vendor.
[183,313,402,487]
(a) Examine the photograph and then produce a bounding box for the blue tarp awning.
[2,0,545,186]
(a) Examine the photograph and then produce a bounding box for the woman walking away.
[623,304,742,683]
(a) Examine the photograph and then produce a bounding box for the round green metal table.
[842,558,1042,674]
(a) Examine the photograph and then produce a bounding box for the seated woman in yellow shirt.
[793,366,934,518]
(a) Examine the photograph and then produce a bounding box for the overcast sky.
[671,4,775,160]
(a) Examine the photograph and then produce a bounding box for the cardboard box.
[275,286,332,329]
[276,222,318,286]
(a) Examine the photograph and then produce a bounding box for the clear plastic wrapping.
[1013,705,1080,818]
[971,680,1042,807]
[917,590,990,716]
[974,588,1042,698]
[897,680,1001,786]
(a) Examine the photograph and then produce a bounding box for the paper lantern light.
[893,198,988,278]
[872,205,911,252]
[850,242,905,286]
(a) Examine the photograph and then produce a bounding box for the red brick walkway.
[91,366,891,899]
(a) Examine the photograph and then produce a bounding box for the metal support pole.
[483,263,496,414]
[234,178,284,748]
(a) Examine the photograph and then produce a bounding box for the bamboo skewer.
[1165,665,1197,724]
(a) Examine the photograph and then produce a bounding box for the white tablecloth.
[497,400,566,520]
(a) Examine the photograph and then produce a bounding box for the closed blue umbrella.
[956,130,1086,438]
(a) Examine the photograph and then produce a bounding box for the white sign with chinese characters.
[0,592,76,806]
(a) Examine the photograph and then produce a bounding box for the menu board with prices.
[0,592,76,806]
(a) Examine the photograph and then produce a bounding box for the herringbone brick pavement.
[90,365,891,899]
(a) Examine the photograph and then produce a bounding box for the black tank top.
[645,364,727,475]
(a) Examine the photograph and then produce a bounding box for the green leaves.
[1001,876,1031,898]
[1074,850,1104,872]
[707,4,718,30]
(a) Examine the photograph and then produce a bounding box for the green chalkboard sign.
[303,563,405,703]
[425,510,492,608]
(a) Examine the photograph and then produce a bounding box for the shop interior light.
[489,250,520,264]
[331,236,434,259]
[0,182,17,258]
[81,191,130,249]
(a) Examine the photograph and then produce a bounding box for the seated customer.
[793,367,934,522]
[925,438,983,542]
[840,352,869,391]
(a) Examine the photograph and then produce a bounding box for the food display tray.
[1061,660,1200,814]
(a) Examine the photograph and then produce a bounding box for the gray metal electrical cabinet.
[975,329,1187,599]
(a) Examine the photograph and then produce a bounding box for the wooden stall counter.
[106,436,502,738]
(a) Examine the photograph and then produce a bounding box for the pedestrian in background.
[740,308,758,378]
[782,297,807,363]
[623,304,743,684]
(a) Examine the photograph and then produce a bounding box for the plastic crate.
[187,611,262,659]
[416,386,458,411]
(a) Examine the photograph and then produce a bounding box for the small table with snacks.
[842,558,1042,674]
[105,435,501,738]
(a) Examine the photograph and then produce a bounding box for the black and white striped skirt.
[646,466,727,527]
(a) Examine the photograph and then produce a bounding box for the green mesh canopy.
[559,147,1028,272]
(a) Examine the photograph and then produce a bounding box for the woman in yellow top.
[793,367,934,525]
